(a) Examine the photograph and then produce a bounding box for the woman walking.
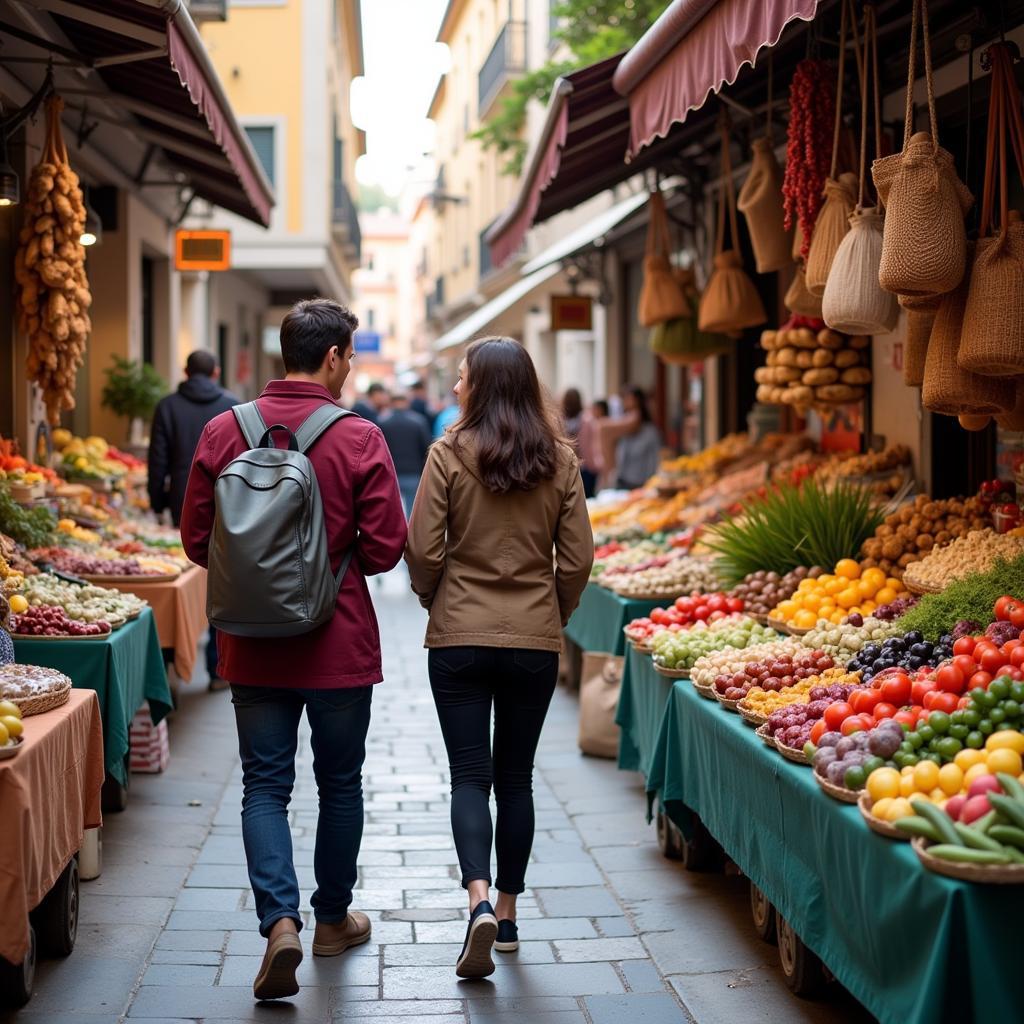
[406,337,594,980]
[613,387,662,491]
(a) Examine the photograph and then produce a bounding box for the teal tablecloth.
[638,656,1024,1024]
[616,644,675,778]
[13,609,171,785]
[564,583,661,656]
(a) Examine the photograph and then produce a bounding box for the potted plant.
[100,356,167,451]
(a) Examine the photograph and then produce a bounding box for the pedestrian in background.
[148,350,237,690]
[409,378,436,431]
[379,391,432,518]
[352,382,389,424]
[578,397,609,498]
[561,388,584,449]
[613,387,662,491]
[406,337,594,981]
[432,392,460,439]
[181,299,407,1002]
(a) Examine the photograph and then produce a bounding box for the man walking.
[180,299,407,1002]
[408,378,436,431]
[379,391,431,517]
[148,350,237,689]
[351,381,389,424]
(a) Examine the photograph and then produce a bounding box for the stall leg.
[749,881,777,944]
[32,857,80,957]
[656,808,683,860]
[101,754,130,813]
[0,923,36,1007]
[680,813,723,872]
[776,914,825,996]
[79,827,102,880]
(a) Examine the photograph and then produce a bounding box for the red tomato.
[873,702,898,720]
[958,696,971,709]
[726,597,744,614]
[824,701,853,731]
[925,690,960,714]
[1012,648,1024,669]
[694,604,710,621]
[810,719,827,744]
[951,655,978,680]
[995,595,1017,621]
[859,713,876,730]
[935,663,966,694]
[911,677,937,705]
[1001,639,1023,654]
[953,636,978,657]
[708,611,727,622]
[879,672,912,707]
[893,709,917,728]
[840,716,866,736]
[969,670,993,690]
[980,647,1007,674]
[706,594,727,613]
[850,689,878,714]
[1011,605,1024,630]
[651,609,668,625]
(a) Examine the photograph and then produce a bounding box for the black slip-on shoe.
[494,919,519,953]
[455,900,498,979]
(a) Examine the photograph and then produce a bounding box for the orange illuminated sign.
[550,294,593,331]
[175,230,231,271]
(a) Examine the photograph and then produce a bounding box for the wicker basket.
[755,723,777,748]
[766,617,791,633]
[858,794,909,840]
[654,664,691,679]
[902,576,943,596]
[691,679,716,700]
[775,739,812,765]
[715,691,742,711]
[10,679,72,717]
[737,703,768,726]
[912,836,1024,883]
[625,632,656,654]
[815,773,862,803]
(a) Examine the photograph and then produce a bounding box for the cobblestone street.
[4,573,871,1024]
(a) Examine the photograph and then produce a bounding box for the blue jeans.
[230,684,373,936]
[397,473,420,519]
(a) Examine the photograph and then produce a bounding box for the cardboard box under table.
[0,690,104,965]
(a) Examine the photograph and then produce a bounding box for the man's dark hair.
[367,382,386,396]
[409,379,425,391]
[279,298,358,374]
[185,350,218,377]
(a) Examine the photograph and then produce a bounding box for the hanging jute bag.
[873,0,973,296]
[900,293,942,387]
[958,43,1024,377]
[823,6,899,335]
[784,263,823,318]
[996,379,1024,431]
[699,122,767,334]
[638,189,689,327]
[922,243,1014,415]
[651,267,728,365]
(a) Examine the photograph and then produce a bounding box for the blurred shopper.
[379,391,432,517]
[578,398,609,498]
[406,337,593,980]
[148,350,237,690]
[352,382,389,424]
[409,379,436,431]
[432,392,460,439]
[614,387,662,490]
[561,388,584,449]
[181,299,406,1003]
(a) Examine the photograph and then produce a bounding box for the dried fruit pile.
[14,96,92,423]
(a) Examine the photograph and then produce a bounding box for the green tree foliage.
[357,182,400,213]
[474,0,669,176]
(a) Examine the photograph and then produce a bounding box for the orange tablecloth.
[0,689,104,964]
[100,567,208,681]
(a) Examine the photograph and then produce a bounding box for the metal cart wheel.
[0,922,36,1007]
[749,881,776,944]
[656,808,683,860]
[776,914,825,996]
[33,857,79,957]
[680,815,722,872]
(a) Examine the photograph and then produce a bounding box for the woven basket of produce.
[858,794,908,840]
[774,738,812,765]
[755,723,777,748]
[654,664,691,680]
[737,703,768,726]
[911,837,1024,884]
[816,773,861,804]
[767,617,791,634]
[901,575,943,596]
[691,679,716,699]
[715,691,742,711]
[0,664,73,717]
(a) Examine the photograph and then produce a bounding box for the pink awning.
[616,0,821,160]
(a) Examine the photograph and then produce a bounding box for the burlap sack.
[922,244,1014,416]
[639,190,689,328]
[784,263,823,319]
[958,44,1024,377]
[737,137,793,273]
[900,293,942,387]
[578,654,623,759]
[996,379,1024,430]
[873,0,972,296]
[806,173,859,296]
[823,207,898,335]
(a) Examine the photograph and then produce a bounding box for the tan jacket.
[406,435,594,651]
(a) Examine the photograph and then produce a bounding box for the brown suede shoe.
[312,911,372,957]
[252,931,303,1001]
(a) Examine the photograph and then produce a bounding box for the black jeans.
[428,646,558,895]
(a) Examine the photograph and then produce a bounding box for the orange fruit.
[835,558,861,580]
[986,748,1023,776]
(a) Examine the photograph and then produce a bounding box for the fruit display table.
[0,689,103,967]
[616,644,675,779]
[12,609,171,785]
[565,584,661,656]
[635,655,1024,1024]
[94,566,208,682]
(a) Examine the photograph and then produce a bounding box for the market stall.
[0,688,104,1006]
[615,644,675,779]
[565,584,661,658]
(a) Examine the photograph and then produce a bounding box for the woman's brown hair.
[451,337,563,494]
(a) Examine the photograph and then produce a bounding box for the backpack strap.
[293,402,357,591]
[232,402,268,450]
[293,403,354,454]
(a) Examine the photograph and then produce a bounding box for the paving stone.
[216,953,379,987]
[520,862,603,887]
[164,909,259,931]
[17,955,141,1015]
[173,887,247,911]
[127,984,333,1018]
[333,999,464,1016]
[69,922,162,962]
[155,929,226,952]
[584,992,690,1024]
[620,959,670,993]
[533,885,621,918]
[594,916,636,938]
[79,894,174,927]
[141,963,219,986]
[383,962,626,999]
[149,948,223,965]
[384,908,464,922]
[590,844,667,874]
[553,937,648,962]
[384,941,555,966]
[413,916,598,944]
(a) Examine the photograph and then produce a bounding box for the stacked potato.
[755,325,871,414]
[14,96,92,424]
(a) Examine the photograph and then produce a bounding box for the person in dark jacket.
[379,391,431,517]
[351,382,389,424]
[148,350,237,691]
[409,379,436,431]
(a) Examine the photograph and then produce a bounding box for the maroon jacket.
[180,380,407,689]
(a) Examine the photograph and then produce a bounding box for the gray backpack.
[207,401,355,637]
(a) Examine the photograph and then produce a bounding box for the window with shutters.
[244,126,275,187]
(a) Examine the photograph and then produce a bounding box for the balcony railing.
[426,277,445,322]
[332,180,361,262]
[186,0,227,22]
[478,21,527,117]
